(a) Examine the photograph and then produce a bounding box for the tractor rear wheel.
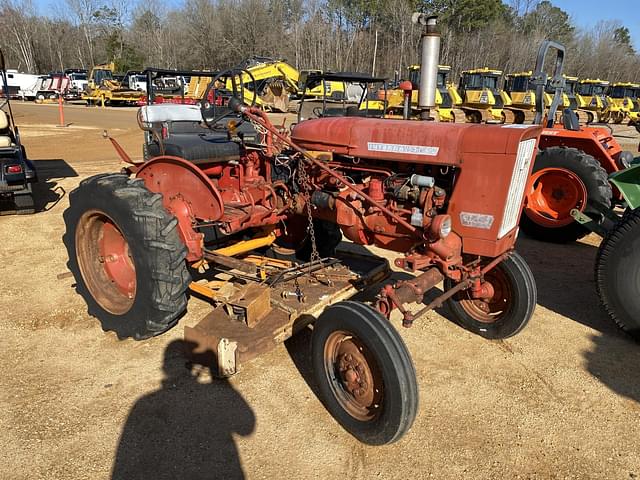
[312,301,418,445]
[595,208,640,341]
[64,173,191,339]
[444,252,537,339]
[521,147,612,243]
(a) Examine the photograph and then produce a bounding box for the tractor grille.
[498,138,537,239]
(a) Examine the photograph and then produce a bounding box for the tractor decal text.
[459,212,494,229]
[367,142,439,156]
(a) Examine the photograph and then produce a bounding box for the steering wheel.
[200,68,257,129]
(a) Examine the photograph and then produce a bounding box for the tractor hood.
[291,117,542,165]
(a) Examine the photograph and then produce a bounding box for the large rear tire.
[312,301,418,445]
[521,147,612,243]
[595,208,640,341]
[64,173,191,339]
[444,252,537,339]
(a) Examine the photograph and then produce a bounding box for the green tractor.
[572,160,640,340]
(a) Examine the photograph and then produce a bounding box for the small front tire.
[312,301,418,445]
[445,252,537,339]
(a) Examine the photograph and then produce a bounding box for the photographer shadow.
[112,340,255,480]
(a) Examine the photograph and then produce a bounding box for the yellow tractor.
[366,65,463,122]
[457,67,513,123]
[575,78,610,123]
[82,62,145,106]
[606,82,640,125]
[546,75,596,124]
[503,71,537,123]
[407,65,464,122]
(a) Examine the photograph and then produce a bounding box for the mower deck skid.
[184,249,390,377]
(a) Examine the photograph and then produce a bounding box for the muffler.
[412,13,440,121]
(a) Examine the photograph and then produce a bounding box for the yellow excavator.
[575,78,610,123]
[457,67,513,123]
[231,57,345,113]
[606,82,640,124]
[82,62,145,106]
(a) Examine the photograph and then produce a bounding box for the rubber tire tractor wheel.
[312,301,418,445]
[64,173,191,339]
[521,147,612,243]
[595,208,640,341]
[444,252,537,339]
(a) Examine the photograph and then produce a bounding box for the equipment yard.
[0,102,638,479]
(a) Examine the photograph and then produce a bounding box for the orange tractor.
[519,41,636,243]
[65,15,541,444]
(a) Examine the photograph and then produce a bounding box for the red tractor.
[65,16,540,444]
[519,41,636,243]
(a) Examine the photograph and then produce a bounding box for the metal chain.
[297,158,321,264]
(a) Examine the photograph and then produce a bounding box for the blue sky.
[550,0,640,49]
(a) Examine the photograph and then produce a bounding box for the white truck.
[2,70,42,99]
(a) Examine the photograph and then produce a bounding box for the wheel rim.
[525,167,588,228]
[323,331,384,422]
[457,266,513,323]
[76,209,136,315]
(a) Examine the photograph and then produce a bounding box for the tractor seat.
[147,131,240,164]
[0,111,13,148]
[139,103,241,163]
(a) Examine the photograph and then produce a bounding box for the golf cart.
[0,49,36,214]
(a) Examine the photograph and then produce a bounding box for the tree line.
[1,0,639,85]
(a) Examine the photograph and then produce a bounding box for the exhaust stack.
[412,13,440,121]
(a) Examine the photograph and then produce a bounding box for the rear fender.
[136,156,224,261]
[540,127,621,174]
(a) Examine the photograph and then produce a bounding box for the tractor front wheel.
[595,208,640,340]
[444,252,537,339]
[521,147,612,243]
[312,301,418,445]
[64,173,191,339]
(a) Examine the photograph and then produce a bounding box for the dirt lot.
[1,102,639,480]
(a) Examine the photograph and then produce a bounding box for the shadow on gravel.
[285,326,319,399]
[584,333,640,404]
[516,235,625,337]
[112,340,255,480]
[31,158,77,212]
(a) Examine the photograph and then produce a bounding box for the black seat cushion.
[148,132,240,164]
